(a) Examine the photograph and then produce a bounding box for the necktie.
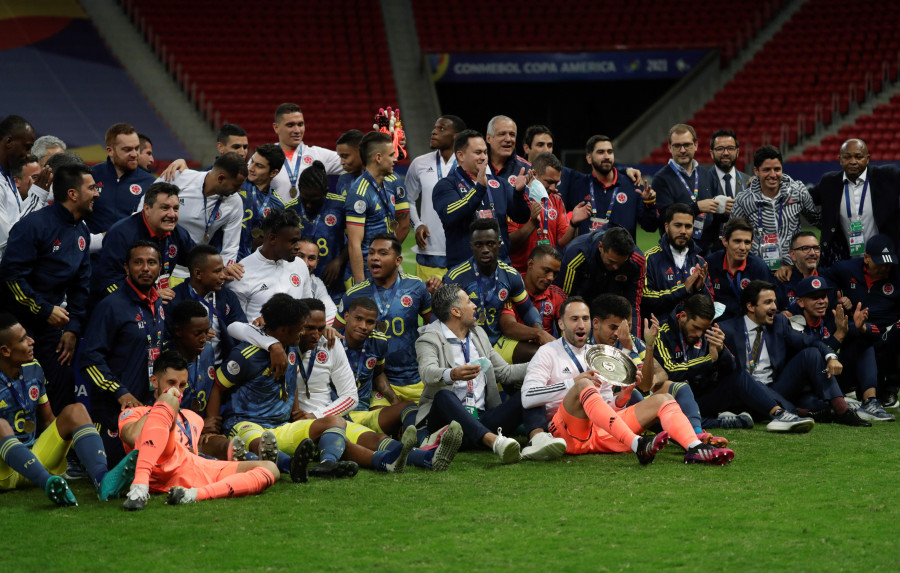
[723,173,733,197]
[749,326,763,374]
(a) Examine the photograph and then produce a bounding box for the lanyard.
[561,339,585,374]
[363,171,395,224]
[0,164,21,209]
[188,285,222,331]
[669,160,699,202]
[473,263,500,309]
[175,412,194,451]
[202,194,223,242]
[589,179,619,219]
[160,234,171,278]
[678,331,694,364]
[297,347,317,399]
[727,269,743,300]
[296,199,322,230]
[435,151,456,180]
[0,370,30,411]
[137,303,161,349]
[251,185,274,219]
[346,339,368,384]
[756,199,785,235]
[459,335,471,363]
[743,324,764,371]
[539,199,550,238]
[284,144,303,188]
[372,278,400,322]
[844,178,869,220]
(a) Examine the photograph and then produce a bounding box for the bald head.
[839,139,869,181]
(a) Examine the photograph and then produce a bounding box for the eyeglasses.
[791,245,821,253]
[713,146,738,153]
[670,143,695,151]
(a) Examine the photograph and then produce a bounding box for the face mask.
[529,178,549,202]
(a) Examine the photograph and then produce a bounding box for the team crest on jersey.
[108,429,119,438]
[28,386,39,401]
[354,200,366,214]
[263,207,271,217]
[288,352,297,365]
[168,245,177,258]
[616,192,628,204]
[541,301,554,315]
[130,184,142,195]
[740,278,751,289]
[390,194,396,205]
[325,214,337,227]
[397,186,406,199]
[225,304,230,314]
[226,360,240,375]
[78,236,86,251]
[159,306,165,320]
[401,294,413,307]
[365,357,377,370]
[884,283,895,295]
[290,274,301,287]
[316,350,329,364]
[508,175,517,186]
[811,278,822,289]
[823,327,831,338]
[215,211,221,220]
[547,208,558,221]
[488,179,500,189]
[615,274,627,281]
[498,288,509,301]
[208,366,215,378]
[303,156,313,165]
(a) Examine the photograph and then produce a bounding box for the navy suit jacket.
[719,313,832,380]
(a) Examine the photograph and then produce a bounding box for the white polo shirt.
[226,249,313,322]
[270,143,342,207]
[296,335,358,418]
[0,168,22,259]
[406,150,453,259]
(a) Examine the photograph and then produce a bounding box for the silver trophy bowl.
[584,344,637,387]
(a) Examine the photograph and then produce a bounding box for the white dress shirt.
[439,321,486,409]
[743,316,773,385]
[406,150,453,258]
[839,168,877,252]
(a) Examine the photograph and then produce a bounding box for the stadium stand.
[795,93,900,162]
[123,0,398,150]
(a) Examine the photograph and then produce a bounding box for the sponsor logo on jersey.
[325,214,337,226]
[365,357,377,369]
[28,386,39,400]
[354,200,366,214]
[316,350,329,364]
[616,192,627,204]
[52,238,61,253]
[488,179,500,189]
[130,184,142,195]
[226,360,240,375]
[401,294,413,307]
[498,288,508,301]
[290,274,301,287]
[78,236,86,251]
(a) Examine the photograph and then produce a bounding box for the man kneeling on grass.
[521,297,735,465]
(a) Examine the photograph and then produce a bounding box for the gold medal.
[191,399,203,412]
[290,186,298,198]
[477,310,487,324]
[23,420,36,433]
[377,320,390,334]
[202,233,210,244]
[387,219,398,233]
[251,227,264,239]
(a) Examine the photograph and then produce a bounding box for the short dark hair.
[585,134,612,155]
[46,152,84,173]
[0,115,31,140]
[172,300,209,330]
[359,131,393,164]
[336,129,364,148]
[137,133,152,150]
[213,152,248,178]
[105,123,136,148]
[524,124,553,147]
[11,155,38,177]
[790,231,818,249]
[469,217,501,237]
[528,243,561,262]
[532,151,562,175]
[432,283,465,323]
[753,145,782,168]
[590,294,631,322]
[299,297,326,315]
[261,293,309,330]
[298,236,317,249]
[275,103,302,123]
[187,244,221,271]
[347,296,378,314]
[454,129,484,154]
[125,240,161,264]
[254,143,285,173]
[216,123,246,144]
[261,209,300,237]
[439,115,467,134]
[664,203,694,225]
[0,312,20,345]
[144,181,179,207]
[52,163,93,204]
[682,294,715,321]
[709,129,739,149]
[740,280,776,313]
[723,217,754,241]
[600,227,634,257]
[559,295,588,320]
[298,160,327,194]
[371,232,402,256]
[153,350,188,375]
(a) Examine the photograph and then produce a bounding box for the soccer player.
[296,236,338,325]
[137,133,154,172]
[556,225,645,335]
[731,145,820,270]
[0,115,34,259]
[345,131,410,284]
[416,284,564,464]
[215,123,249,161]
[652,124,723,254]
[227,209,313,322]
[0,163,95,412]
[445,219,548,365]
[507,152,591,273]
[209,294,412,479]
[521,297,734,465]
[432,129,531,269]
[88,122,156,234]
[642,203,713,319]
[91,181,196,305]
[706,217,774,321]
[238,143,285,259]
[773,231,822,309]
[0,313,129,506]
[499,244,567,342]
[119,351,282,510]
[405,115,467,282]
[143,152,247,268]
[268,103,343,207]
[337,234,432,406]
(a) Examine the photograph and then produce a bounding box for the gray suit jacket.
[415,321,527,425]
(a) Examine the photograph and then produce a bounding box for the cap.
[794,276,833,299]
[866,234,897,265]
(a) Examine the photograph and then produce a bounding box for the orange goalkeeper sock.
[657,399,702,449]
[197,466,275,500]
[580,386,638,446]
[133,401,177,486]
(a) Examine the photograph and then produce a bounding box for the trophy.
[374,107,407,161]
[584,345,637,388]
